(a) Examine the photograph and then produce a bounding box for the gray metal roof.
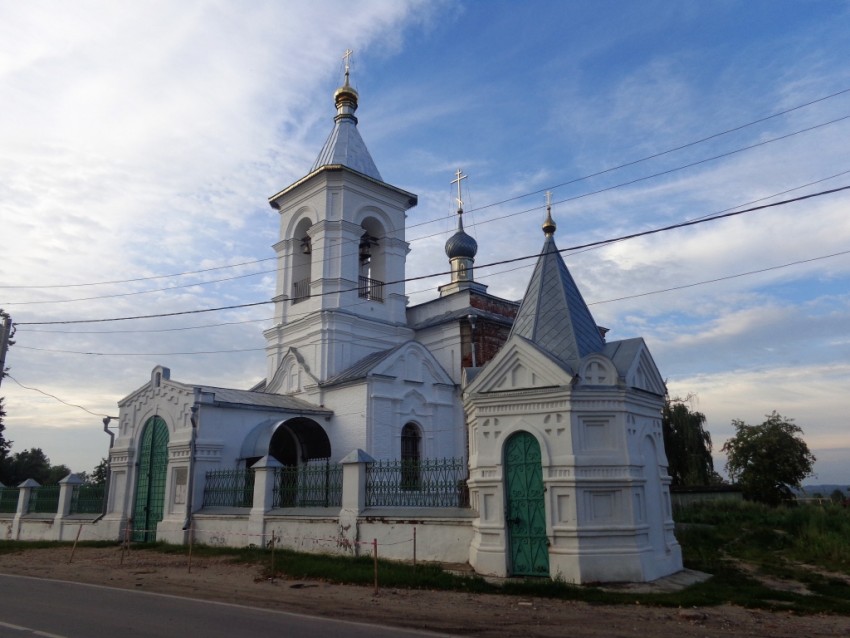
[195,384,331,414]
[321,344,404,387]
[509,235,604,371]
[310,83,382,181]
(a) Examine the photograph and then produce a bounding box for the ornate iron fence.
[273,459,342,508]
[366,458,470,508]
[0,488,19,514]
[202,468,255,508]
[28,485,60,514]
[70,484,105,514]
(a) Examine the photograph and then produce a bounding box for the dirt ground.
[1,546,849,637]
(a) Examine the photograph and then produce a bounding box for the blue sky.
[2,1,849,485]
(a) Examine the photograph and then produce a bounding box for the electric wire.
[14,244,850,356]
[17,168,850,334]
[2,86,849,293]
[5,374,112,418]
[12,184,850,328]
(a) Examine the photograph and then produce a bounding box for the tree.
[87,458,109,486]
[662,396,719,486]
[0,397,11,484]
[722,412,816,506]
[3,447,70,486]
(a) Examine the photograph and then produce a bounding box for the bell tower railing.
[358,276,384,302]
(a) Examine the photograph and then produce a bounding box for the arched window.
[401,422,421,490]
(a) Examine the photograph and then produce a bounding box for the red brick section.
[461,294,520,368]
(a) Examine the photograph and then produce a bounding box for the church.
[101,63,682,583]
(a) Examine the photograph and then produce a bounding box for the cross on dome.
[451,168,467,211]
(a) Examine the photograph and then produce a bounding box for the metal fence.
[358,276,384,302]
[366,458,470,508]
[273,459,342,508]
[28,485,60,514]
[0,488,19,514]
[203,468,255,508]
[70,484,105,514]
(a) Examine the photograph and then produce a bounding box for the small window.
[401,423,421,490]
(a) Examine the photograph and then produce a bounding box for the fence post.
[12,479,39,540]
[339,449,374,556]
[56,474,83,538]
[249,456,281,544]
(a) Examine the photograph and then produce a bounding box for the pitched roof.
[321,344,403,387]
[509,234,604,371]
[195,384,331,414]
[310,82,382,181]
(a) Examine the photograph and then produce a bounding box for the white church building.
[97,67,682,583]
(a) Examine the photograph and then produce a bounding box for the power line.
[409,114,850,242]
[15,345,267,356]
[6,374,112,418]
[587,248,850,306]
[3,269,273,306]
[7,110,850,309]
[13,184,850,327]
[17,169,850,334]
[3,86,849,293]
[14,247,850,356]
[461,87,850,216]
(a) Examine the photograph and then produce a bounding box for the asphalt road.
[0,573,451,638]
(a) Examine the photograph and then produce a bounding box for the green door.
[132,416,169,542]
[504,431,549,576]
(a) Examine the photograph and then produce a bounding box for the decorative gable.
[370,341,453,387]
[466,336,573,395]
[625,344,666,396]
[577,355,618,387]
[266,347,318,395]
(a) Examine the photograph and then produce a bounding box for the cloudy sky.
[2,1,849,485]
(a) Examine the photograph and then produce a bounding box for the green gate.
[132,416,169,542]
[504,431,549,576]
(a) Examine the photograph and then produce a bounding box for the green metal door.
[504,431,549,576]
[132,416,169,542]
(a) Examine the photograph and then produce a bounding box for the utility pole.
[0,312,13,389]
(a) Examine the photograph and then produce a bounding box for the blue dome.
[445,229,478,259]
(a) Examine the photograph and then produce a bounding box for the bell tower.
[264,53,417,389]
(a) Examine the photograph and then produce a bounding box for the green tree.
[88,458,108,486]
[722,412,816,506]
[662,396,719,486]
[4,447,70,486]
[0,397,11,484]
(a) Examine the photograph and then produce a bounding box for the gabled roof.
[321,344,404,387]
[194,384,331,415]
[509,234,604,371]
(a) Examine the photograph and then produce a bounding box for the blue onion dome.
[445,210,478,258]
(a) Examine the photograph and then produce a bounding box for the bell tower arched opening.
[291,217,313,303]
[358,216,386,301]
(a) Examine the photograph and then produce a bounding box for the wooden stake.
[372,538,378,595]
[413,526,417,568]
[187,520,194,574]
[69,524,83,564]
[270,531,276,583]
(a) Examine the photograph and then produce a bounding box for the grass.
[2,501,849,614]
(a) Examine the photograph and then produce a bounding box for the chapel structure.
[102,61,682,583]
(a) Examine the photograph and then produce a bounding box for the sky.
[1,1,849,485]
